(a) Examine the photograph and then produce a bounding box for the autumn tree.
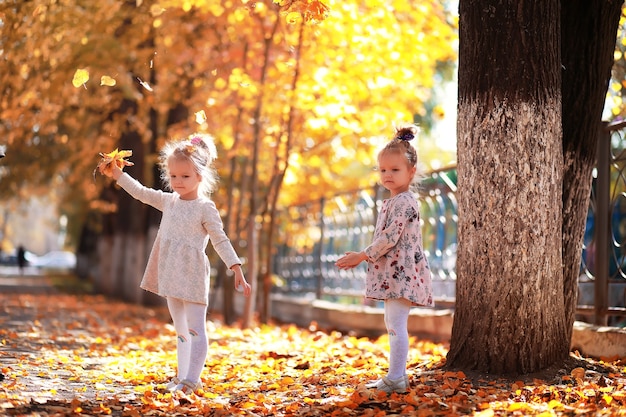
[446,0,623,375]
[0,0,456,326]
[126,0,456,324]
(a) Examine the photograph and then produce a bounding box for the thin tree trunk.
[219,42,249,325]
[117,105,147,303]
[243,12,281,328]
[561,0,623,334]
[260,19,305,323]
[447,0,567,375]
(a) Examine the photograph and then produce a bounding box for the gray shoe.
[366,374,409,393]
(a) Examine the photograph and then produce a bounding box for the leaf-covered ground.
[1,292,626,416]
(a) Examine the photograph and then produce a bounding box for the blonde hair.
[159,133,218,197]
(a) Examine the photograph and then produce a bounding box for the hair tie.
[397,132,414,141]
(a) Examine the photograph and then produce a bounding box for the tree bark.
[561,0,623,334]
[116,100,147,304]
[447,0,567,375]
[242,12,281,328]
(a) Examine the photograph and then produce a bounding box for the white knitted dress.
[117,173,241,305]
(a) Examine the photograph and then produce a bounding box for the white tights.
[166,297,208,384]
[384,298,411,380]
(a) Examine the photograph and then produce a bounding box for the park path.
[0,274,171,407]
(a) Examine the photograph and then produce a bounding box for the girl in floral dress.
[336,124,433,394]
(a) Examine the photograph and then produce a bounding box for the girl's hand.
[109,163,124,180]
[335,251,369,270]
[231,264,252,297]
[97,149,133,179]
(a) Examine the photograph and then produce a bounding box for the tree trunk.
[561,1,623,333]
[447,0,567,375]
[260,20,305,323]
[116,106,147,304]
[242,13,281,328]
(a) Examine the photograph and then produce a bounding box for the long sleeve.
[364,200,418,261]
[203,200,241,268]
[116,173,166,212]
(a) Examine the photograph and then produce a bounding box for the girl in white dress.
[104,133,251,395]
[336,124,433,394]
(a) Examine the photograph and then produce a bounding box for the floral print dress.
[364,191,433,307]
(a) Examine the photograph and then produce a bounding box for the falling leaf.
[194,110,207,125]
[136,77,153,92]
[72,68,89,88]
[32,4,45,17]
[150,4,166,16]
[100,75,116,87]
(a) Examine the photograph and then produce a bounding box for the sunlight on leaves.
[3,293,625,416]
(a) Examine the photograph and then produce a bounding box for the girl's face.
[377,151,416,197]
[168,157,201,200]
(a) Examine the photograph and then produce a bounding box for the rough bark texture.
[447,0,567,375]
[561,0,623,338]
[114,105,148,304]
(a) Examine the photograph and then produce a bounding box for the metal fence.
[273,122,626,325]
[273,170,458,306]
[578,120,626,325]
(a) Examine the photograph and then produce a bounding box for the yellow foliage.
[0,0,457,249]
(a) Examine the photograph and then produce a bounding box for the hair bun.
[395,127,415,141]
[190,135,209,149]
[187,133,218,162]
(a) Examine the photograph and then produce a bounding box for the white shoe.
[166,377,180,391]
[173,379,203,395]
[366,375,409,393]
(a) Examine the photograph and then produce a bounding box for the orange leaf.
[571,367,585,380]
[95,148,134,177]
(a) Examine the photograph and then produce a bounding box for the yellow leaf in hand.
[72,68,89,88]
[95,148,134,177]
